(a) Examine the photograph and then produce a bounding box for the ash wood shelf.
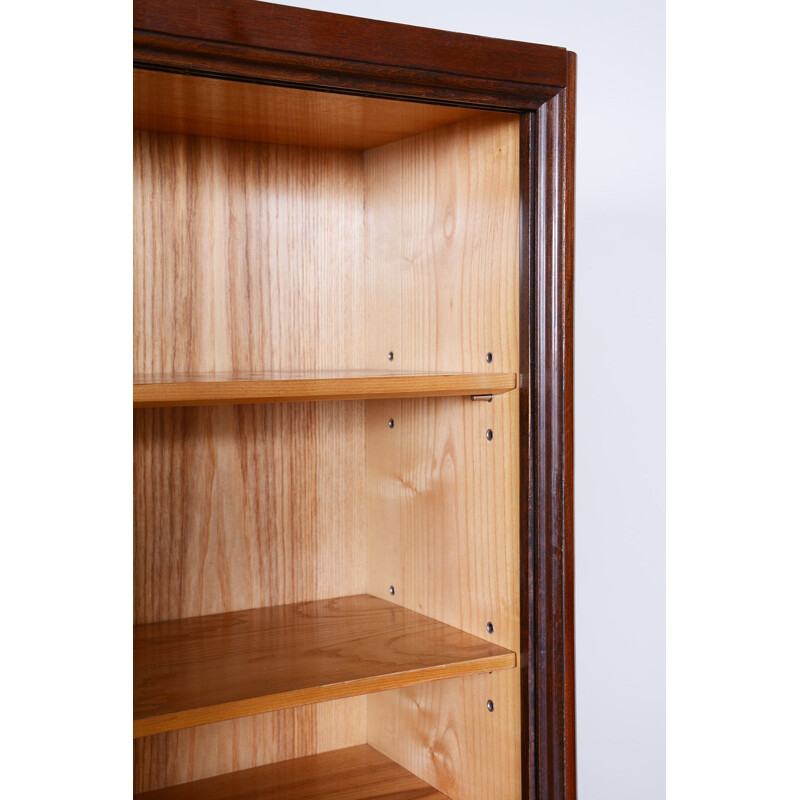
[135,745,448,800]
[134,594,515,738]
[133,370,516,408]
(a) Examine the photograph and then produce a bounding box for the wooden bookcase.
[133,3,576,799]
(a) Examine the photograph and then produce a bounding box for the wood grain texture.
[135,69,489,149]
[363,113,521,800]
[135,745,447,800]
[133,3,577,793]
[134,130,364,376]
[134,371,516,407]
[134,0,568,90]
[134,698,365,794]
[522,51,578,800]
[369,671,521,800]
[365,394,521,800]
[134,402,365,625]
[134,595,515,738]
[363,114,519,374]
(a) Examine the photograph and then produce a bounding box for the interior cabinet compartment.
[134,66,521,800]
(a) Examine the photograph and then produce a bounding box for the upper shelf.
[134,594,515,738]
[133,370,516,408]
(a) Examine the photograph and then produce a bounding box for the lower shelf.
[135,745,448,799]
[134,594,515,738]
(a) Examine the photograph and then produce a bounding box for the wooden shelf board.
[133,370,516,408]
[134,594,515,738]
[135,745,448,799]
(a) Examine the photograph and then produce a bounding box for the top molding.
[134,0,569,110]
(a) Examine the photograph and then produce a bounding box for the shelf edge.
[133,373,517,408]
[133,650,515,738]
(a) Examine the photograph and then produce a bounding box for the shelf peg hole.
[486,352,493,363]
[486,429,494,441]
[487,700,495,712]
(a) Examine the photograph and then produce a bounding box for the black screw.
[389,585,395,595]
[388,351,394,360]
[486,352,493,363]
[487,700,495,712]
[486,622,494,634]
[486,429,494,441]
[388,419,395,428]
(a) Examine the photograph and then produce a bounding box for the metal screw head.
[389,585,395,595]
[486,429,494,441]
[486,352,493,363]
[487,700,495,712]
[388,351,394,361]
[388,418,395,428]
[486,622,494,634]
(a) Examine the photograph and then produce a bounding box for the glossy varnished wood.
[134,1,567,109]
[134,595,515,738]
[135,69,490,149]
[519,53,577,800]
[135,745,447,800]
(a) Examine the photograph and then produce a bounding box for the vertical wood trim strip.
[524,52,577,800]
[518,110,534,800]
[562,52,577,800]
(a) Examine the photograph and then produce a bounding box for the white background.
[3,2,799,798]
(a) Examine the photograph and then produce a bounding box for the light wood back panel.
[133,127,370,787]
[135,69,489,150]
[134,698,366,794]
[363,115,521,800]
[134,402,365,625]
[134,130,364,376]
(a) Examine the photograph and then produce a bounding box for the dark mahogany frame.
[133,2,576,798]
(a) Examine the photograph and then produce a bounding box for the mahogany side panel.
[519,53,577,800]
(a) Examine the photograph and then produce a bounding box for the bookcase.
[133,3,576,799]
